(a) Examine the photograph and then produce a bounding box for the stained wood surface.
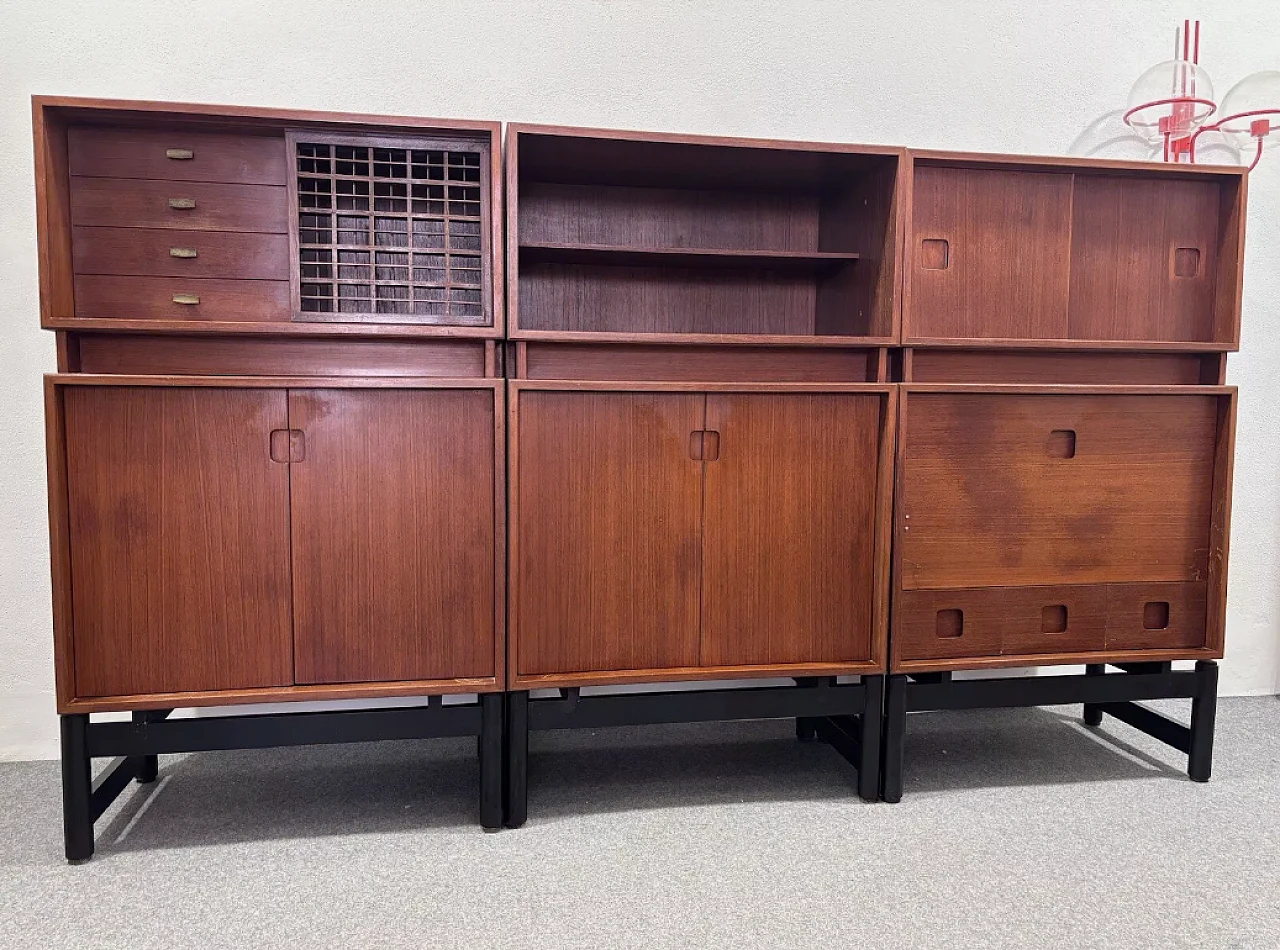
[1068,175,1220,343]
[521,342,876,382]
[513,391,704,675]
[893,582,1207,664]
[62,385,292,697]
[908,166,1072,340]
[69,178,288,232]
[899,392,1219,589]
[699,393,880,666]
[74,275,289,321]
[289,388,497,684]
[519,263,819,336]
[73,226,289,280]
[76,335,487,378]
[905,348,1214,385]
[67,127,288,185]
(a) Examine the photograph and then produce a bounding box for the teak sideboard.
[33,98,1246,859]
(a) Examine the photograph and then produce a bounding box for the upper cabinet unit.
[33,97,502,337]
[903,152,1248,349]
[507,125,904,345]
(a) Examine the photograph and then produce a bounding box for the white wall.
[1,0,1276,761]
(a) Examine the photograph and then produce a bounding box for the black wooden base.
[60,694,505,862]
[880,661,1219,803]
[503,675,885,828]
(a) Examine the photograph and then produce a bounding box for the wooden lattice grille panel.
[288,132,490,325]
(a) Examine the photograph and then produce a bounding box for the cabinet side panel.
[899,392,1218,589]
[64,386,292,697]
[513,391,703,676]
[700,393,881,666]
[290,388,496,684]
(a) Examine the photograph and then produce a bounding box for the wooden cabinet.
[902,153,1246,348]
[891,385,1235,671]
[48,377,503,710]
[509,383,893,686]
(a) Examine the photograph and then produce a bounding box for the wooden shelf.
[519,241,859,273]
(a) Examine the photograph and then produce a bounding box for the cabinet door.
[898,392,1219,590]
[289,388,497,684]
[63,386,292,697]
[700,393,882,667]
[513,390,704,677]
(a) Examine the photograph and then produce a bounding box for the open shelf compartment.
[509,126,902,343]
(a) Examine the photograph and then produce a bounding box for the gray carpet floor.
[1,697,1278,950]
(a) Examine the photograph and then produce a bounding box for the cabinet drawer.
[894,582,1208,662]
[72,227,289,280]
[70,178,288,233]
[74,275,289,321]
[898,391,1222,590]
[895,586,1106,661]
[68,127,287,185]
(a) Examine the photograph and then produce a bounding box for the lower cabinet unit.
[508,381,896,686]
[880,383,1235,804]
[48,375,505,705]
[891,385,1235,672]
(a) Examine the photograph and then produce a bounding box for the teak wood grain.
[75,335,488,378]
[699,393,881,666]
[1067,175,1221,343]
[74,275,289,322]
[69,178,288,233]
[67,127,287,185]
[61,384,293,698]
[908,165,1073,341]
[72,226,289,280]
[519,342,878,382]
[904,348,1218,386]
[512,389,704,676]
[289,387,499,685]
[898,389,1223,590]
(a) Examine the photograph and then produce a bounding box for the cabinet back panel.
[290,388,496,684]
[64,386,293,697]
[520,263,817,336]
[899,393,1219,589]
[519,182,820,251]
[1068,175,1221,342]
[513,391,704,675]
[700,393,880,666]
[908,166,1072,340]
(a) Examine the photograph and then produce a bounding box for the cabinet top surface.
[33,95,500,138]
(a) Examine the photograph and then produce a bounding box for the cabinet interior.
[514,132,899,340]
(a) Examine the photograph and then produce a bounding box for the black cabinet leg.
[60,715,93,863]
[504,691,529,829]
[1188,660,1219,783]
[881,674,908,804]
[132,711,159,784]
[1083,663,1106,726]
[796,718,818,741]
[857,675,884,801]
[478,693,503,830]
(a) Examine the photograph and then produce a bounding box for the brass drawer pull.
[168,197,197,210]
[165,148,195,160]
[172,293,200,305]
[169,247,198,259]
